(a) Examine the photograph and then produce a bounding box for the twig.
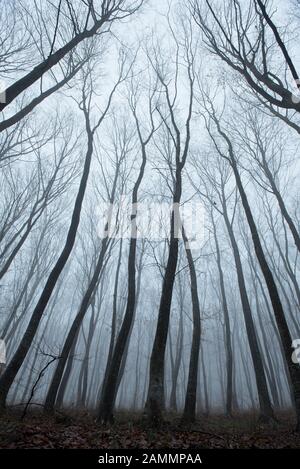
[21,354,60,420]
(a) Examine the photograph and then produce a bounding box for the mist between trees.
[0,0,300,431]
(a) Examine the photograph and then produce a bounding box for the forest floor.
[0,409,300,449]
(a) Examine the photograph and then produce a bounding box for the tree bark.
[222,200,274,422]
[0,121,95,411]
[211,214,233,417]
[44,236,108,413]
[231,157,300,430]
[182,228,202,423]
[97,136,147,423]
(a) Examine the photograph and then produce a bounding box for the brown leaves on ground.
[0,411,299,449]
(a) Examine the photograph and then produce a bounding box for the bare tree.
[97,72,156,423]
[0,124,78,283]
[190,0,300,133]
[192,152,274,421]
[0,59,123,411]
[146,20,195,425]
[232,108,300,253]
[181,227,202,423]
[201,95,300,431]
[210,211,233,417]
[0,0,144,120]
[44,108,131,414]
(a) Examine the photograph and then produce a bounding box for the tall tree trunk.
[97,137,148,424]
[44,135,123,414]
[169,295,184,412]
[200,347,210,416]
[146,207,180,424]
[44,237,108,413]
[249,257,281,409]
[115,247,143,392]
[222,202,274,422]
[262,153,300,252]
[0,122,95,411]
[55,328,79,409]
[182,228,202,423]
[211,214,233,417]
[77,298,96,407]
[237,332,256,409]
[230,157,300,430]
[100,239,123,401]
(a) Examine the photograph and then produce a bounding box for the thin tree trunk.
[169,294,184,412]
[211,214,233,417]
[0,120,95,411]
[44,237,109,413]
[223,201,274,422]
[97,133,148,423]
[230,157,300,429]
[182,228,202,423]
[201,347,209,416]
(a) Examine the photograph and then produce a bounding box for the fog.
[0,0,299,433]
